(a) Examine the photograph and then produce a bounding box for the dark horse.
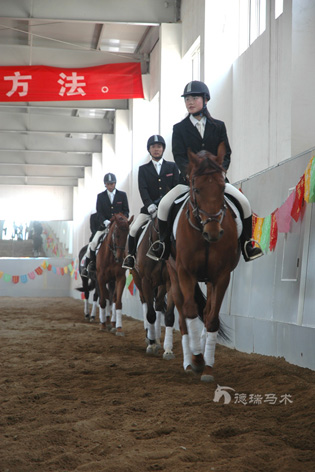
[131,216,175,357]
[97,213,134,336]
[167,145,240,382]
[77,244,99,322]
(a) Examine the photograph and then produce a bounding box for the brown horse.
[167,145,240,381]
[96,213,134,335]
[131,216,175,357]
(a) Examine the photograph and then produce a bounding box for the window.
[239,0,266,55]
[275,0,283,19]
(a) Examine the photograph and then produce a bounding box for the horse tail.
[76,279,96,293]
[218,320,231,343]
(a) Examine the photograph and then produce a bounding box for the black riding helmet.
[181,80,210,117]
[104,173,116,185]
[147,135,166,152]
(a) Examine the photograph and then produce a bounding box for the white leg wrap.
[91,301,97,318]
[116,309,122,329]
[105,299,111,317]
[200,326,207,354]
[204,331,218,367]
[99,307,106,323]
[163,326,173,351]
[111,303,116,322]
[155,311,162,339]
[147,322,155,341]
[186,317,202,355]
[84,299,89,314]
[182,334,192,370]
[142,303,148,329]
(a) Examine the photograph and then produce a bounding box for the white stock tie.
[196,121,204,138]
[155,162,161,175]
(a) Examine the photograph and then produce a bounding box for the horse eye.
[194,188,200,194]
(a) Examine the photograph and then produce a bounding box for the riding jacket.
[138,159,179,214]
[172,115,231,184]
[96,189,129,223]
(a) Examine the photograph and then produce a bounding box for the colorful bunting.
[0,260,79,285]
[291,175,305,222]
[269,211,278,252]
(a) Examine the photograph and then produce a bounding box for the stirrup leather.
[122,255,135,270]
[244,239,263,261]
[146,240,165,261]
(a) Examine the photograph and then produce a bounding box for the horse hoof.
[110,327,117,334]
[201,374,214,382]
[115,330,125,337]
[163,351,175,360]
[200,366,214,382]
[184,365,194,374]
[191,354,205,374]
[99,323,106,331]
[146,344,159,356]
[84,314,90,321]
[89,316,95,323]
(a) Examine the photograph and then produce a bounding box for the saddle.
[169,191,243,248]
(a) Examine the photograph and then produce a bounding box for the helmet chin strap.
[192,96,208,117]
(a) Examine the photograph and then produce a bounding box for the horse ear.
[187,147,201,166]
[128,215,134,226]
[216,142,226,166]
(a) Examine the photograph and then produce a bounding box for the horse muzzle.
[202,226,224,243]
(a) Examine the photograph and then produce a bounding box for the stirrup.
[122,255,135,270]
[244,239,263,261]
[81,268,89,278]
[87,261,96,272]
[146,241,165,261]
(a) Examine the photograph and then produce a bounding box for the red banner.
[0,63,144,102]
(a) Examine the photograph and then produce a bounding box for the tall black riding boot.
[81,256,90,278]
[122,236,136,269]
[87,249,96,272]
[146,219,171,261]
[241,216,263,262]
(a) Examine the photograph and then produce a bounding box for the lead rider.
[147,80,263,262]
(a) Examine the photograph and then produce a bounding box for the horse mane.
[190,150,224,178]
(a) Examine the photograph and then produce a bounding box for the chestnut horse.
[96,213,133,335]
[131,216,175,357]
[167,145,240,382]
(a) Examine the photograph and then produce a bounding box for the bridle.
[108,222,128,263]
[186,168,226,232]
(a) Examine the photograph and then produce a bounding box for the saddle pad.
[172,194,243,241]
[137,220,151,249]
[172,194,190,240]
[224,196,243,238]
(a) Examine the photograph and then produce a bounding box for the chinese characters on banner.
[0,63,144,101]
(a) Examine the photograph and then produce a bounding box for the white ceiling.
[0,0,180,187]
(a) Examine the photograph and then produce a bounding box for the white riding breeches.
[86,228,107,257]
[129,213,151,238]
[157,182,252,222]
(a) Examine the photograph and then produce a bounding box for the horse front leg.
[167,261,193,371]
[142,278,160,356]
[201,274,231,382]
[114,275,126,336]
[178,267,204,374]
[98,280,111,331]
[163,283,175,360]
